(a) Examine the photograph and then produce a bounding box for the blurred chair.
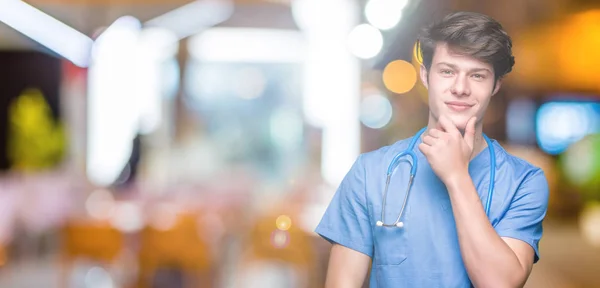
[237,211,318,288]
[136,212,214,288]
[60,220,124,287]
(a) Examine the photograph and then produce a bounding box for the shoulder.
[495,142,546,180]
[493,142,549,198]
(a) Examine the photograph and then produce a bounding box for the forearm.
[325,244,371,288]
[325,271,366,288]
[445,173,527,288]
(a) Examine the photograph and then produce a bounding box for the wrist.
[443,169,470,190]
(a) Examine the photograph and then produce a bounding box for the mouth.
[445,101,474,112]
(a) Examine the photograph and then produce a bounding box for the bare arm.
[325,244,371,288]
[446,174,534,288]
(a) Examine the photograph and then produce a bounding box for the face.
[420,43,500,131]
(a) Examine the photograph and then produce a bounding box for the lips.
[446,101,474,112]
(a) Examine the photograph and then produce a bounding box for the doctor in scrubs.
[315,11,549,287]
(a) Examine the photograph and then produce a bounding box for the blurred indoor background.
[0,0,598,287]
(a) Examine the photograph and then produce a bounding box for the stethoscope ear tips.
[376,221,383,227]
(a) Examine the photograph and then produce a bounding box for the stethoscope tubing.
[377,127,496,228]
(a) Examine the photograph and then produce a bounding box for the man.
[315,11,549,287]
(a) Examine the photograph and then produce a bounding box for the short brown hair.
[418,11,515,81]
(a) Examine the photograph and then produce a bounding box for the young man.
[315,11,549,287]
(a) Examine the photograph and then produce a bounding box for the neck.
[426,114,488,160]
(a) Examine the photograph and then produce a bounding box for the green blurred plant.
[7,88,66,171]
[559,134,600,202]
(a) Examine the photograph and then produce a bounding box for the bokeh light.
[506,98,537,144]
[275,215,292,231]
[109,202,144,233]
[579,202,600,247]
[271,230,290,249]
[365,0,408,30]
[149,203,179,231]
[84,266,114,288]
[561,134,600,190]
[536,102,600,155]
[382,60,417,94]
[347,24,383,59]
[270,108,303,150]
[85,189,115,220]
[232,67,267,100]
[360,94,393,129]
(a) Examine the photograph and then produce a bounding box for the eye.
[471,74,486,80]
[440,69,454,76]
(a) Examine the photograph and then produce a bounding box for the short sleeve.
[494,168,549,263]
[315,154,373,258]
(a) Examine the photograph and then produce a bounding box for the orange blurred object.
[238,210,318,288]
[511,9,600,94]
[61,220,123,263]
[0,245,6,267]
[382,60,418,94]
[137,212,213,288]
[60,220,124,287]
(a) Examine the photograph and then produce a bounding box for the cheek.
[477,98,493,113]
[429,75,453,91]
[427,80,450,104]
[474,89,493,104]
[475,80,495,95]
[471,82,494,98]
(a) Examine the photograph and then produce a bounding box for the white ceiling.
[0,1,300,51]
[0,2,210,50]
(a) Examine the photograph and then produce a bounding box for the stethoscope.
[376,127,496,228]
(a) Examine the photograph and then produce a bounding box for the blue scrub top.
[315,135,549,287]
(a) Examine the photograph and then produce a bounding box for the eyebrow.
[437,62,492,74]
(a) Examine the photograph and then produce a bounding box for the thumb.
[463,117,477,149]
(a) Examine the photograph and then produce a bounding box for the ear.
[492,79,502,96]
[419,64,429,89]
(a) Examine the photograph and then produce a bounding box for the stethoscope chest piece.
[376,221,404,228]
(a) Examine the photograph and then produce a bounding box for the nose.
[450,74,470,96]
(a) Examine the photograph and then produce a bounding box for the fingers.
[464,117,477,148]
[422,135,436,146]
[428,128,442,138]
[418,143,430,155]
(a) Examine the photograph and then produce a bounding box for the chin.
[447,114,470,130]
